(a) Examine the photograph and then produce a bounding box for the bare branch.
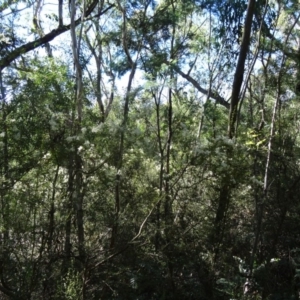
[171,64,230,109]
[0,3,115,71]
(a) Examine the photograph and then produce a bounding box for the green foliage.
[2,0,300,299]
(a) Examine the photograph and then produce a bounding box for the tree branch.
[171,64,230,109]
[255,9,298,61]
[0,3,114,71]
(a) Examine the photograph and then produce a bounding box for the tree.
[1,0,300,299]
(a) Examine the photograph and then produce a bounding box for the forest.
[1,0,300,299]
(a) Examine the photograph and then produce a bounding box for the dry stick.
[93,192,166,270]
[93,128,195,263]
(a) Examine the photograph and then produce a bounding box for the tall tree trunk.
[70,0,85,266]
[111,63,137,248]
[153,87,164,252]
[64,158,74,271]
[228,0,256,139]
[111,1,140,249]
[0,71,11,298]
[0,71,9,245]
[213,0,255,259]
[163,1,176,293]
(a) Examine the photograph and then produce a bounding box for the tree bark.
[213,0,256,260]
[171,65,230,109]
[0,3,114,70]
[228,0,256,139]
